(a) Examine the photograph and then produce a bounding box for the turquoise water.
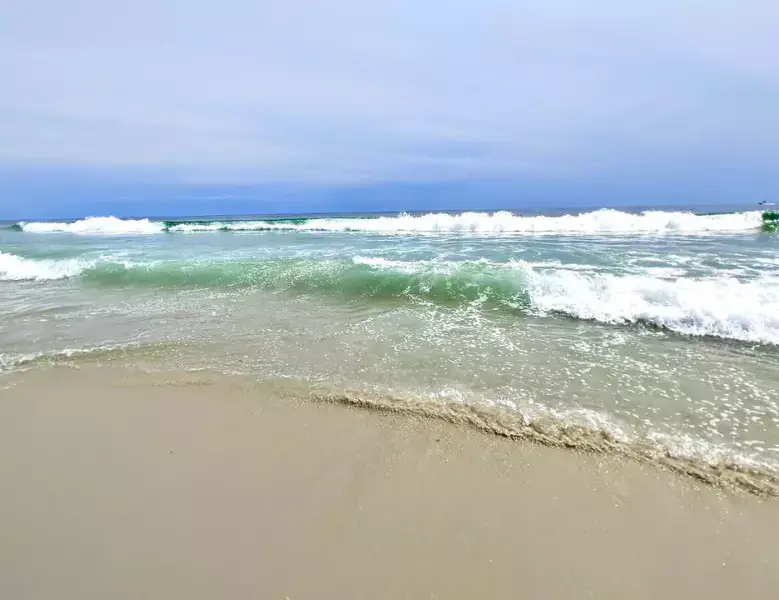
[2,208,779,492]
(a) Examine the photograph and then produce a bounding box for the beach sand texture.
[1,366,778,600]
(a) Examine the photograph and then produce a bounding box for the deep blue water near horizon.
[2,205,778,494]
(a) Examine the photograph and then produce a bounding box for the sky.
[2,0,779,218]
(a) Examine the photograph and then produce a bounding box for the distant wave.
[3,251,778,344]
[14,216,164,235]
[10,209,769,236]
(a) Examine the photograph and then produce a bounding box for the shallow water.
[2,208,779,490]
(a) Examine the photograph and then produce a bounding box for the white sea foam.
[642,267,688,278]
[4,248,778,344]
[0,252,91,281]
[167,221,267,232]
[17,210,764,236]
[234,210,762,234]
[352,256,417,270]
[351,255,469,274]
[354,255,779,344]
[300,209,762,235]
[19,216,164,235]
[0,344,139,373]
[521,264,779,344]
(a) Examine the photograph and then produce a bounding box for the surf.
[11,209,766,236]
[0,251,94,281]
[15,216,164,235]
[3,252,777,345]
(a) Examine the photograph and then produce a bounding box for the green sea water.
[2,208,779,493]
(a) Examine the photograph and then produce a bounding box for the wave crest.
[3,252,777,344]
[13,210,765,236]
[17,216,164,235]
[523,266,779,344]
[0,251,92,281]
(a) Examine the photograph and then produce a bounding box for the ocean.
[2,207,778,494]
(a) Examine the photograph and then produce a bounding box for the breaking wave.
[11,209,767,236]
[3,251,778,344]
[0,251,93,280]
[14,216,165,235]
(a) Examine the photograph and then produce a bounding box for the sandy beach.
[1,365,778,600]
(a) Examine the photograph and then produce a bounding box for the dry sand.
[1,366,778,599]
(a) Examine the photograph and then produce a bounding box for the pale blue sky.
[2,1,778,217]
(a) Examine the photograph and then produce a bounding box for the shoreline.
[315,389,779,499]
[5,352,779,499]
[2,365,778,599]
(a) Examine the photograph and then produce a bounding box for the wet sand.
[1,366,778,599]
